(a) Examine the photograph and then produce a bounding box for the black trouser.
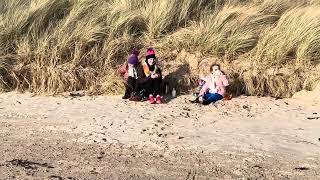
[143,78,162,96]
[124,77,137,97]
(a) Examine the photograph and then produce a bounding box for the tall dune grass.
[0,0,319,97]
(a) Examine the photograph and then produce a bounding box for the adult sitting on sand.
[191,64,229,105]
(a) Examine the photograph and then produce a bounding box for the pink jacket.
[200,74,229,96]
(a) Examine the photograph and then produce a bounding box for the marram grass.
[0,0,319,97]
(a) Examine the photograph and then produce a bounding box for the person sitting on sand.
[128,48,163,104]
[141,48,163,104]
[194,76,207,97]
[118,48,146,99]
[192,64,229,105]
[194,60,212,97]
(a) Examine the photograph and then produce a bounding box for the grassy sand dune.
[0,0,319,97]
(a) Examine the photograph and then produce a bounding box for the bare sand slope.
[0,92,319,179]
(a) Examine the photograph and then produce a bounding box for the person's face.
[215,70,222,76]
[147,58,155,65]
[211,65,220,75]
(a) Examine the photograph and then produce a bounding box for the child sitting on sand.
[194,60,212,97]
[191,64,229,105]
[118,48,146,99]
[194,77,207,97]
[142,48,163,104]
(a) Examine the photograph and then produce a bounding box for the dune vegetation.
[0,0,319,97]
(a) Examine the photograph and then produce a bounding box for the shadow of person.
[162,64,197,103]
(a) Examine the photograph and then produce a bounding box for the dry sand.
[0,90,319,179]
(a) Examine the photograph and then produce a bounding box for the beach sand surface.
[0,90,319,179]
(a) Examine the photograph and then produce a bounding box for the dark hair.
[210,64,221,72]
[146,54,156,60]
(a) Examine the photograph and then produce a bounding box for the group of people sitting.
[118,48,163,104]
[118,48,230,105]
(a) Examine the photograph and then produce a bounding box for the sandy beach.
[0,92,319,179]
[2,0,320,179]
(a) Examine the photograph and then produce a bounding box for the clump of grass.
[255,6,320,65]
[163,4,278,59]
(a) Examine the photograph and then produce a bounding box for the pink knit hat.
[146,48,156,56]
[146,48,156,61]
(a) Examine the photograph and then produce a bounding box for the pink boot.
[156,95,162,104]
[149,94,155,104]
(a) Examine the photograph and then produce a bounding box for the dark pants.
[124,77,137,97]
[203,93,223,105]
[142,78,162,96]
